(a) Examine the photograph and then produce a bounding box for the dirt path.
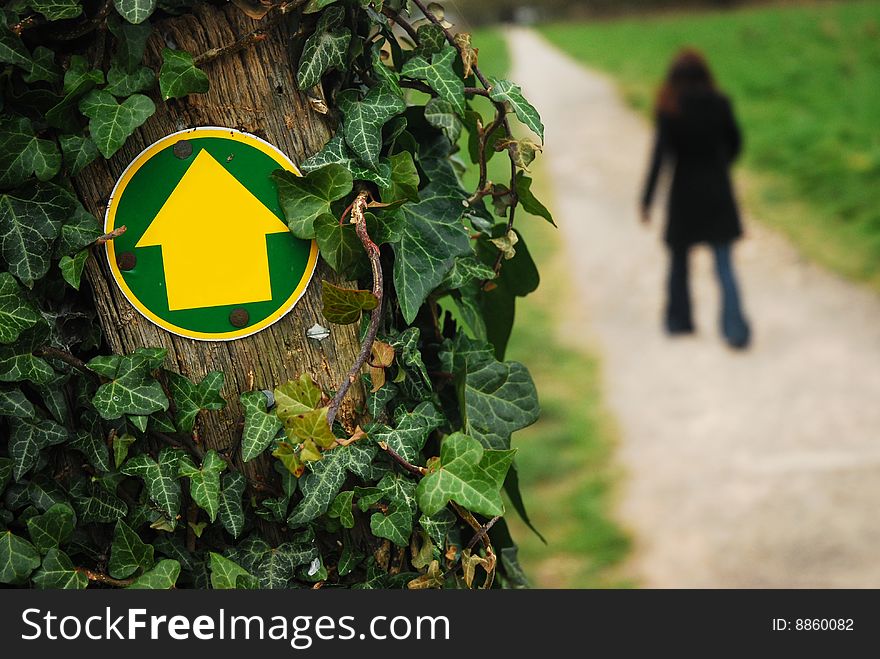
[506,28,880,587]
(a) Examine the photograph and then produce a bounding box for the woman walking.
[641,48,750,349]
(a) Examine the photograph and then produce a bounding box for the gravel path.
[507,27,880,587]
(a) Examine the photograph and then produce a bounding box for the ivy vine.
[0,0,552,589]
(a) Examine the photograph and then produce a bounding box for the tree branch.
[327,190,383,428]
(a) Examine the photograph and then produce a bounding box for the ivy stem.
[378,442,426,477]
[93,225,127,246]
[465,515,500,551]
[381,7,420,43]
[326,190,383,429]
[80,569,135,587]
[33,346,99,382]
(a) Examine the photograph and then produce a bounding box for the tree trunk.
[72,4,364,487]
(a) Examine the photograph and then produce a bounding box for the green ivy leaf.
[107,13,151,70]
[0,182,73,287]
[402,46,465,116]
[32,548,88,589]
[105,63,155,97]
[69,430,112,472]
[297,6,351,89]
[273,164,353,239]
[0,116,61,189]
[217,472,246,538]
[274,373,323,423]
[26,503,76,554]
[113,0,156,24]
[393,180,471,323]
[30,0,84,21]
[72,482,128,523]
[321,280,378,325]
[0,531,41,584]
[167,370,225,433]
[283,406,336,449]
[488,77,545,141]
[414,23,446,57]
[0,272,40,344]
[370,506,412,547]
[88,349,169,419]
[0,325,54,385]
[0,21,32,72]
[419,508,456,548]
[0,387,35,418]
[109,519,154,579]
[416,432,515,518]
[59,250,89,290]
[63,55,104,93]
[159,48,209,100]
[338,83,405,169]
[120,448,182,519]
[58,134,99,177]
[209,552,255,589]
[380,151,420,204]
[23,46,60,84]
[240,391,282,462]
[54,203,100,259]
[449,335,540,449]
[313,213,363,274]
[113,433,136,469]
[328,490,354,528]
[287,442,377,526]
[515,172,555,225]
[424,97,462,144]
[441,256,496,291]
[127,559,180,589]
[78,90,155,159]
[178,451,227,522]
[9,417,67,481]
[369,401,443,464]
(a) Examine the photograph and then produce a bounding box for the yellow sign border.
[105,127,319,342]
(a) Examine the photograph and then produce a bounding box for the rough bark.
[73,4,364,488]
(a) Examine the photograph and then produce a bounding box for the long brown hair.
[655,48,716,117]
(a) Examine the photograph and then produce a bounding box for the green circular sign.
[105,127,317,341]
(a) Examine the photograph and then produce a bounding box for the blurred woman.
[641,48,750,349]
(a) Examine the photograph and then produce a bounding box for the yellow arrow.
[136,149,289,312]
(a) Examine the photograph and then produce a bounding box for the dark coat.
[642,90,743,247]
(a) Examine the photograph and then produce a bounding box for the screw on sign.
[104,127,318,341]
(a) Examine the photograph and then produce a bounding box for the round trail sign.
[104,127,318,341]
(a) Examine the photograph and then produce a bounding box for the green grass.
[465,31,632,588]
[540,1,880,286]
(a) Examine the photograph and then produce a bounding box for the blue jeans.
[666,242,750,348]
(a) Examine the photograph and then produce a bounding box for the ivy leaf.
[217,472,246,538]
[240,391,283,462]
[414,23,445,57]
[109,519,154,579]
[0,531,41,584]
[416,432,515,517]
[209,552,256,589]
[0,21,32,72]
[321,280,378,325]
[63,55,104,93]
[58,134,99,177]
[0,116,61,189]
[9,417,67,481]
[120,448,182,519]
[328,490,354,528]
[88,349,169,419]
[24,46,60,84]
[380,151,420,204]
[283,406,336,449]
[127,559,180,589]
[69,430,112,473]
[441,256,496,291]
[59,250,89,290]
[159,48,209,100]
[393,181,471,323]
[402,46,465,116]
[296,6,351,90]
[30,0,84,21]
[107,13,151,70]
[105,63,155,97]
[515,172,555,225]
[178,451,227,522]
[419,509,456,548]
[54,202,100,258]
[369,401,443,464]
[167,370,225,434]
[0,387,35,418]
[72,482,128,523]
[0,182,72,287]
[274,374,323,422]
[0,272,40,344]
[113,0,156,24]
[488,77,545,142]
[370,506,412,547]
[313,213,363,274]
[113,433,136,469]
[424,97,462,143]
[78,90,155,159]
[32,548,88,589]
[449,335,540,449]
[273,164,353,239]
[26,503,76,554]
[338,83,405,169]
[287,442,377,526]
[0,325,54,385]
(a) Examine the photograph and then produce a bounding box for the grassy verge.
[540,1,880,287]
[468,30,632,588]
